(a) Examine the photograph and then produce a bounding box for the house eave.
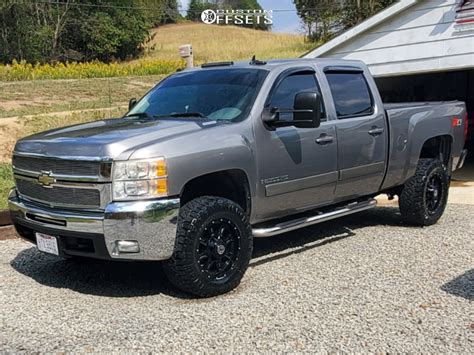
[304,0,419,58]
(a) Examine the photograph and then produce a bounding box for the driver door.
[254,69,338,221]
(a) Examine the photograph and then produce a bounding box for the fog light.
[114,240,140,254]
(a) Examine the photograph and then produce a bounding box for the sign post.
[179,44,194,69]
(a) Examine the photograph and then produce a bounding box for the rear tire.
[163,196,252,297]
[399,158,449,226]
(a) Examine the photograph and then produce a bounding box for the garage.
[305,0,474,156]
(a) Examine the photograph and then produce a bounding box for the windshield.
[127,68,268,122]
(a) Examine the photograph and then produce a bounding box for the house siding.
[307,0,474,77]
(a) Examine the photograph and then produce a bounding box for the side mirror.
[293,92,321,129]
[128,98,138,111]
[261,92,322,130]
[262,106,278,124]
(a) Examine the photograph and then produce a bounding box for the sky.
[178,0,303,34]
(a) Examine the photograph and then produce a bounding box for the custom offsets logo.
[200,9,273,26]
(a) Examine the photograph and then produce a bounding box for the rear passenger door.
[324,68,387,199]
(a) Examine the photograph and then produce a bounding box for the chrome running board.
[252,198,377,237]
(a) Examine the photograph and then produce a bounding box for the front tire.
[163,196,253,297]
[399,158,449,226]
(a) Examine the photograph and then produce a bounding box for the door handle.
[315,135,334,144]
[368,127,384,136]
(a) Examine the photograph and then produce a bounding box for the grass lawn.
[0,75,165,118]
[144,23,316,63]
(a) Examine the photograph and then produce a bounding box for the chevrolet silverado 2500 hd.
[9,59,468,297]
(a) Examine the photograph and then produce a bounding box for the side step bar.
[252,198,377,238]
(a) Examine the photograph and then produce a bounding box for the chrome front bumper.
[8,189,180,261]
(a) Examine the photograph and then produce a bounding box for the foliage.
[0,59,184,81]
[0,0,179,64]
[187,0,214,21]
[294,0,397,42]
[0,20,313,81]
[137,0,180,26]
[0,163,13,210]
[342,0,397,28]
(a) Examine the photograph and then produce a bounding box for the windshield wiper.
[124,112,153,119]
[156,112,208,119]
[126,112,209,120]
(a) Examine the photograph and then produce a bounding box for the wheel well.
[180,170,251,215]
[419,135,452,167]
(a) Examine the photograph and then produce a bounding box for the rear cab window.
[325,71,374,119]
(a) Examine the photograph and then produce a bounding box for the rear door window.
[325,72,374,119]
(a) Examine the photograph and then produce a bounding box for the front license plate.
[36,233,59,256]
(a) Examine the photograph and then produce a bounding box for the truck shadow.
[10,206,405,298]
[250,205,405,266]
[441,269,474,301]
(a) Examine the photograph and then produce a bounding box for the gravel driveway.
[0,205,472,352]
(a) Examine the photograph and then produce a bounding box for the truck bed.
[381,100,466,191]
[384,101,461,111]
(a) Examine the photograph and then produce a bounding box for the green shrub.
[0,163,13,210]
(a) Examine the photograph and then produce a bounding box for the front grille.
[16,179,101,208]
[13,155,105,177]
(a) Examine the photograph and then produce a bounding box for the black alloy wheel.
[399,158,449,226]
[424,173,444,215]
[163,196,252,297]
[197,218,241,282]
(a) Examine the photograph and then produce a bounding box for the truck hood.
[14,118,212,160]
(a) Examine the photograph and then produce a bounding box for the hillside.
[144,22,315,63]
[0,23,317,208]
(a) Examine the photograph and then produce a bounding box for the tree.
[342,0,396,28]
[0,0,178,64]
[293,0,340,41]
[0,0,72,63]
[294,0,397,42]
[71,0,151,62]
[187,0,217,21]
[138,0,181,26]
[226,0,270,31]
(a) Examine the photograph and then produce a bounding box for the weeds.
[0,163,13,209]
[0,59,184,81]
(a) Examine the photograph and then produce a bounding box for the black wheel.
[399,158,449,226]
[163,196,253,297]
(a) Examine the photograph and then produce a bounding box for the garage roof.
[303,0,474,77]
[304,0,418,58]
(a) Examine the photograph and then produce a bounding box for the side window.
[269,72,325,122]
[325,72,374,119]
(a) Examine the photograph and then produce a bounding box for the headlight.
[112,158,168,200]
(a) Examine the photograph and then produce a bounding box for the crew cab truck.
[8,59,468,297]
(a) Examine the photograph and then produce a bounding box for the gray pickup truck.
[9,58,468,297]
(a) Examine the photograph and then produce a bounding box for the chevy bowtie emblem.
[38,172,55,187]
